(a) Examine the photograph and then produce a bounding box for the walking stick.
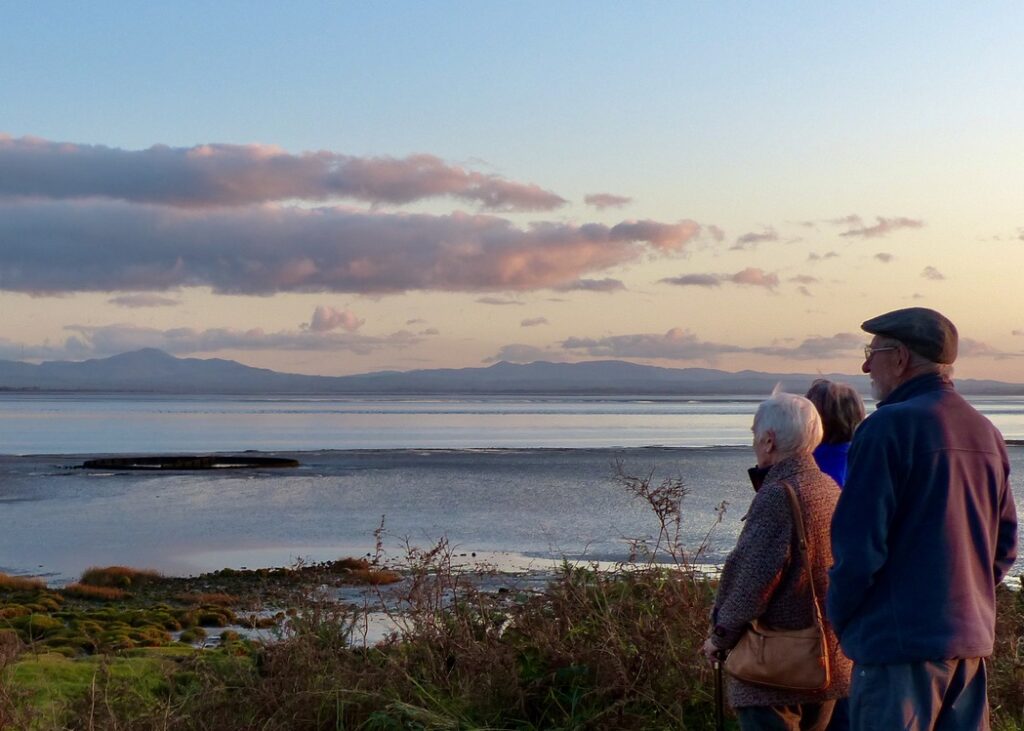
[714,654,725,731]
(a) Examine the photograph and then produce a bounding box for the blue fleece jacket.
[827,373,1018,664]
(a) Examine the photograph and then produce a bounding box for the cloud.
[706,225,726,242]
[584,193,632,210]
[560,329,863,362]
[477,296,524,306]
[660,268,778,290]
[828,214,863,227]
[839,216,924,238]
[788,275,818,285]
[958,337,1024,359]
[520,317,549,327]
[554,278,626,292]
[307,305,364,332]
[659,274,721,288]
[797,286,812,297]
[0,200,703,295]
[483,344,563,363]
[562,328,745,361]
[0,134,565,212]
[750,333,863,359]
[732,227,778,250]
[54,322,418,358]
[107,293,180,308]
[406,318,426,325]
[921,266,945,280]
[874,253,894,263]
[808,251,839,262]
[608,219,701,252]
[419,327,440,336]
[729,268,779,289]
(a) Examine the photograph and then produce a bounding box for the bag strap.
[781,482,827,631]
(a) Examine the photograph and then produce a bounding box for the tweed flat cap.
[861,307,958,364]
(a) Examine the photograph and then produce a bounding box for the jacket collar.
[878,372,953,407]
[764,452,820,486]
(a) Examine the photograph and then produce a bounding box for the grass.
[61,583,130,601]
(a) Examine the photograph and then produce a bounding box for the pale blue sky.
[2,3,1023,378]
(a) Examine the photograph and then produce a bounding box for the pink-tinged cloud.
[54,323,418,358]
[732,227,778,250]
[660,274,721,288]
[839,216,924,238]
[874,253,894,263]
[608,219,701,251]
[483,344,564,363]
[921,266,945,280]
[729,268,779,289]
[0,201,702,295]
[660,268,779,289]
[308,305,364,333]
[555,278,626,292]
[584,193,632,210]
[1013,329,1024,337]
[108,293,180,308]
[520,317,549,327]
[0,134,566,211]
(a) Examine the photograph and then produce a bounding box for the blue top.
[812,441,850,487]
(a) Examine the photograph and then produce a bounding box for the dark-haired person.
[804,379,864,488]
[704,390,851,730]
[828,307,1018,730]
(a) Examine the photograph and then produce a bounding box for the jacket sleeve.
[827,416,900,638]
[993,462,1019,584]
[712,486,793,650]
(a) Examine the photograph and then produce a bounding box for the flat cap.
[861,307,958,364]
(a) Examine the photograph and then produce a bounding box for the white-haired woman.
[703,390,851,730]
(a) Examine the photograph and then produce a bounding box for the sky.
[2,2,1023,381]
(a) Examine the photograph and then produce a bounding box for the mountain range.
[0,348,1021,396]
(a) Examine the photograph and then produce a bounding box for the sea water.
[1,394,1022,583]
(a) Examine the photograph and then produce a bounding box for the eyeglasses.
[863,345,899,360]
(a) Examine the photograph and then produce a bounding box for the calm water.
[1,394,1021,583]
[2,393,1024,454]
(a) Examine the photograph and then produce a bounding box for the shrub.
[79,566,161,589]
[0,573,45,593]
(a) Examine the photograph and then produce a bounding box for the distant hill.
[0,348,1021,396]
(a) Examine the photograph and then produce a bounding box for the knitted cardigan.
[710,453,852,708]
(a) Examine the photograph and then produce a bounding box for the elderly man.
[827,307,1018,730]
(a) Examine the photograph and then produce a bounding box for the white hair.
[753,387,824,456]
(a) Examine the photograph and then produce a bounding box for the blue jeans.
[849,658,988,731]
